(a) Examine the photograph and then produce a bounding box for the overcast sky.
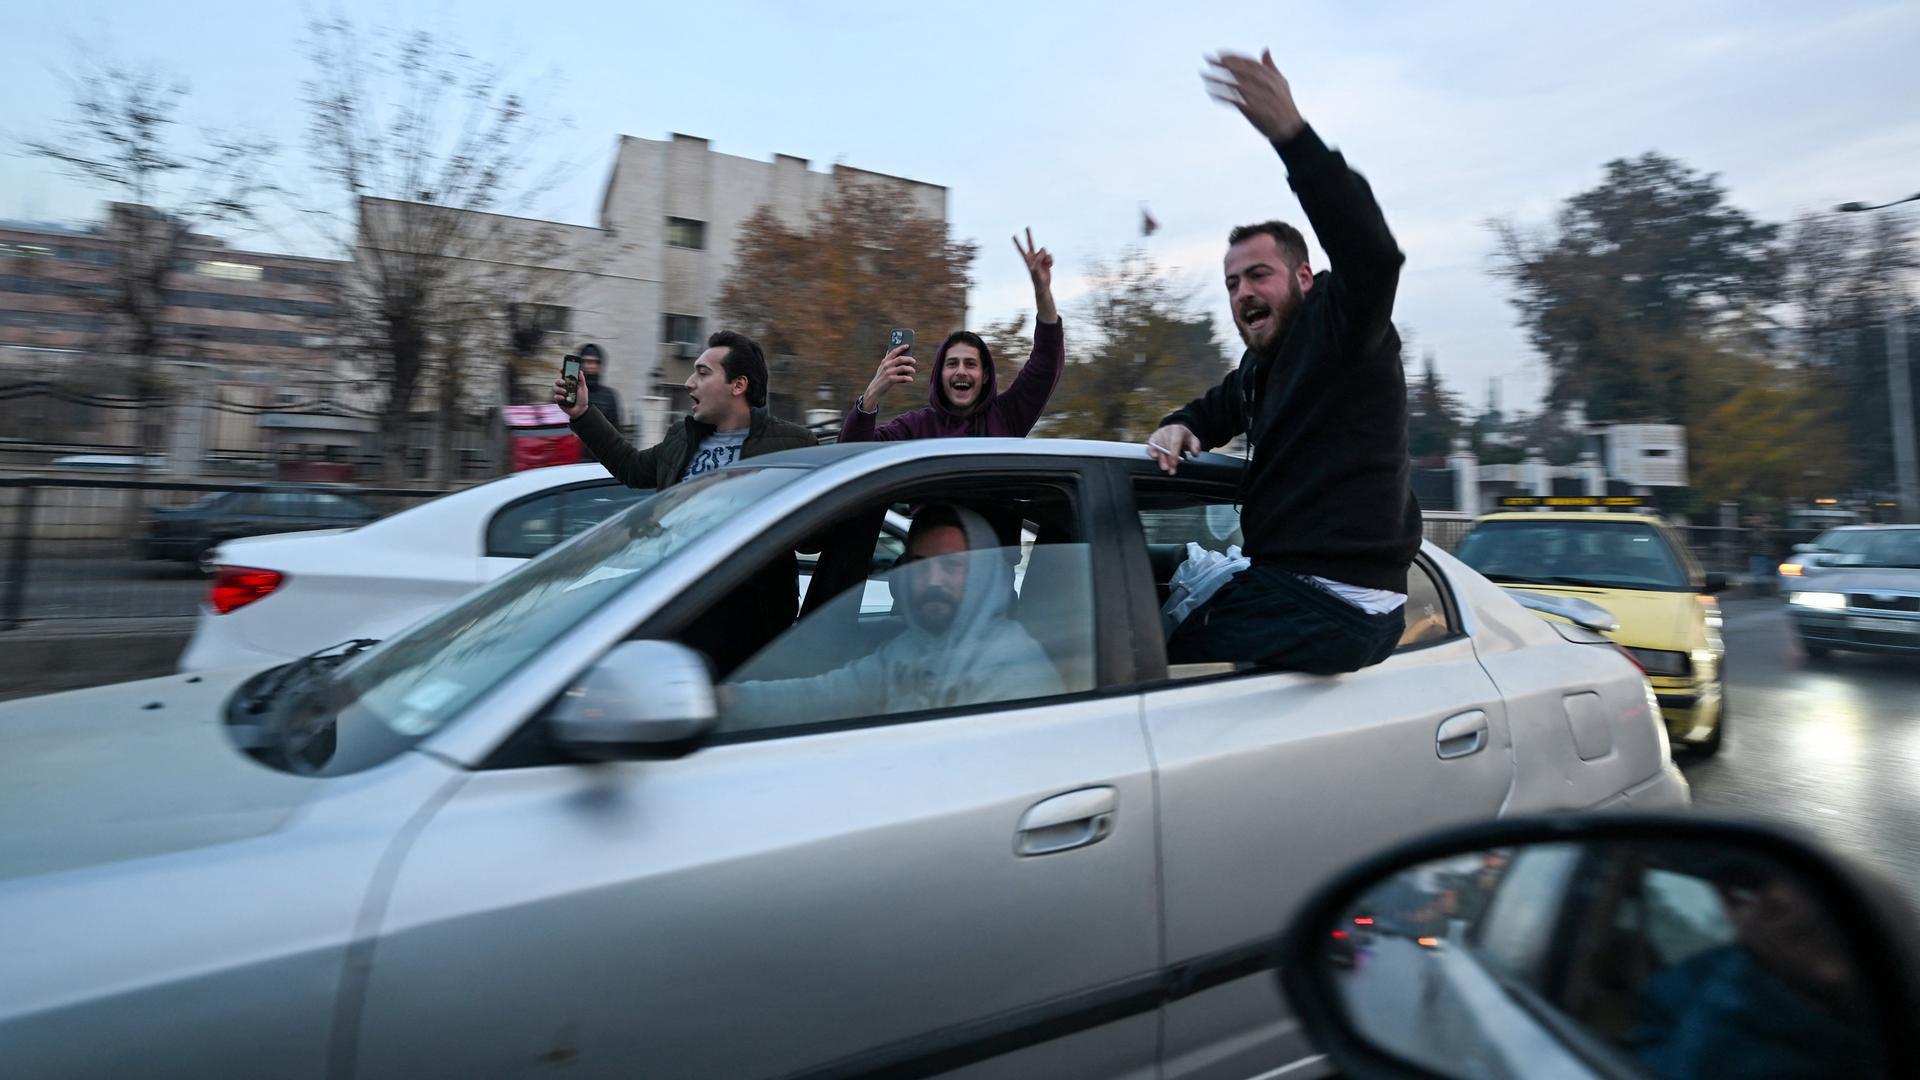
[4,0,1916,413]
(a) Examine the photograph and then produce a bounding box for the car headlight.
[1789,591,1847,610]
[1625,647,1691,677]
[1778,562,1803,577]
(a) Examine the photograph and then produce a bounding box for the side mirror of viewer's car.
[546,640,717,759]
[1276,815,1920,1079]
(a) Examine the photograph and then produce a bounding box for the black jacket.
[572,406,819,672]
[1161,125,1421,593]
[578,378,622,462]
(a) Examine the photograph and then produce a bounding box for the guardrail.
[0,477,449,629]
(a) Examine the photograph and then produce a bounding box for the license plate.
[1849,615,1920,634]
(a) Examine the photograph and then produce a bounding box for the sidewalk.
[0,618,194,701]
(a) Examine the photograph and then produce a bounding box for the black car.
[144,489,381,563]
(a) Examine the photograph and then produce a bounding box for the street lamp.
[1838,194,1920,522]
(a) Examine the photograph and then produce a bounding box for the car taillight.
[1331,930,1350,940]
[210,567,284,615]
[1354,917,1374,926]
[1779,562,1804,577]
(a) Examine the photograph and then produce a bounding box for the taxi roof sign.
[1497,495,1646,508]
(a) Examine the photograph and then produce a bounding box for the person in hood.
[840,229,1063,441]
[721,504,1062,729]
[555,329,816,670]
[1146,49,1419,676]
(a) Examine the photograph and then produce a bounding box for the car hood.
[1793,567,1920,594]
[0,666,324,881]
[1500,583,1698,650]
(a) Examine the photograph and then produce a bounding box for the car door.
[1115,466,1516,1080]
[351,462,1161,1079]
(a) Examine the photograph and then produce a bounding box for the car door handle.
[1436,710,1489,760]
[1016,787,1117,856]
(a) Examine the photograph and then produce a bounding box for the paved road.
[1682,597,1920,897]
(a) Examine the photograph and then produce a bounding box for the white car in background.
[180,465,912,672]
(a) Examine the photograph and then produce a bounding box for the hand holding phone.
[863,330,916,411]
[554,354,589,418]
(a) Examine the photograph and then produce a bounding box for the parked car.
[1454,510,1729,755]
[1785,525,1920,658]
[2,439,1685,1079]
[144,488,381,563]
[179,464,914,671]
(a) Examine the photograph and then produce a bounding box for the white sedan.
[181,464,910,671]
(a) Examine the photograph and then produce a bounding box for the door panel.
[1148,636,1513,1078]
[353,697,1158,1079]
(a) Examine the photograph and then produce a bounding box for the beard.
[912,588,960,633]
[1237,275,1305,356]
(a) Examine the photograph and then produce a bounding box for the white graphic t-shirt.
[680,427,749,481]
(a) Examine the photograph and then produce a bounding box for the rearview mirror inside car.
[1278,815,1919,1080]
[546,639,717,759]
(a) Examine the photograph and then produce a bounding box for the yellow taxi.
[1453,502,1729,754]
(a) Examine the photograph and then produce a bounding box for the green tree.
[1044,250,1229,441]
[1407,351,1466,462]
[1491,153,1779,424]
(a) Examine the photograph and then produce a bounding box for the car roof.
[753,437,1242,471]
[1472,511,1668,525]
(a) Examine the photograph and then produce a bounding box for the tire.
[1801,637,1831,659]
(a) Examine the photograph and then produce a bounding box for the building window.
[661,313,704,350]
[665,217,706,250]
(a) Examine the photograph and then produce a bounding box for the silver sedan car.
[0,439,1686,1079]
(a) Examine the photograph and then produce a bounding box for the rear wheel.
[1801,636,1831,659]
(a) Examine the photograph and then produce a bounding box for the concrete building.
[363,133,950,447]
[0,207,344,374]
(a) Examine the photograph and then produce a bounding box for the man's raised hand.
[1147,423,1202,476]
[1203,49,1305,144]
[553,371,589,420]
[1013,227,1058,324]
[861,343,916,411]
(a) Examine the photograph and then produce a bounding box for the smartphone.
[560,354,582,408]
[888,328,914,353]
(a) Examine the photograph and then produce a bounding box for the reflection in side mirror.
[1280,817,1915,1080]
[547,639,717,759]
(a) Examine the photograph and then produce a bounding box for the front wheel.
[1800,636,1831,659]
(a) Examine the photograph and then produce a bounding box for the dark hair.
[1227,221,1310,269]
[906,503,968,552]
[706,330,768,408]
[577,342,605,364]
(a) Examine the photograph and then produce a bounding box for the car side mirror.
[1277,815,1920,1079]
[546,639,717,759]
[1703,571,1729,594]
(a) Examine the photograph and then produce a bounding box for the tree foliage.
[716,181,976,422]
[1043,250,1229,441]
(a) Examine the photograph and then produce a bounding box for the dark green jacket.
[570,406,820,674]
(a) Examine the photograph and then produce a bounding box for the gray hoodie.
[723,507,1062,729]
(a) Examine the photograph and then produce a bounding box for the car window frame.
[1110,461,1465,686]
[632,457,1139,746]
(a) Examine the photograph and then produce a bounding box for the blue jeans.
[1166,563,1405,675]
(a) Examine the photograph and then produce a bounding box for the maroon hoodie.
[839,319,1064,441]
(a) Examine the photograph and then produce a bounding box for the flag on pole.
[1140,205,1159,237]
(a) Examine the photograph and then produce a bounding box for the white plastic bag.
[1161,542,1249,635]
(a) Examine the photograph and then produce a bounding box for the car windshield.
[251,466,802,775]
[1456,519,1691,591]
[1814,528,1920,568]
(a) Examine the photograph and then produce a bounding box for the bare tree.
[301,17,567,484]
[21,52,275,465]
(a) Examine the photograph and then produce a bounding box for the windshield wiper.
[230,639,379,774]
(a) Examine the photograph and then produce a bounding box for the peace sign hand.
[1013,227,1059,323]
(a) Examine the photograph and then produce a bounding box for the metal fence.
[0,478,448,628]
